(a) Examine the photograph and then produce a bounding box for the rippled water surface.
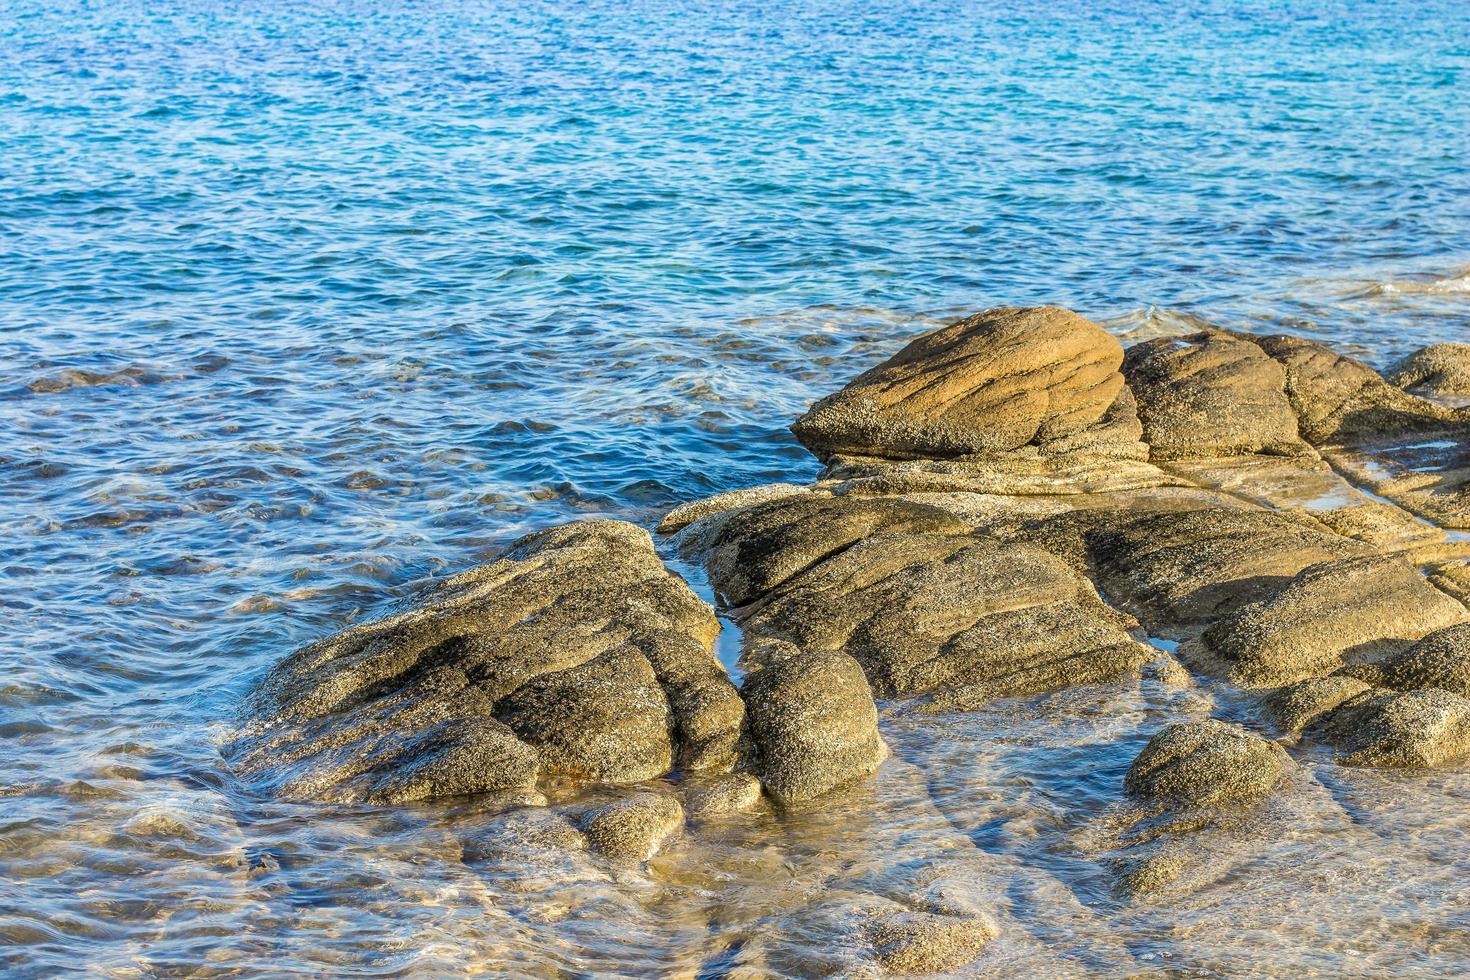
[3,0,1469,975]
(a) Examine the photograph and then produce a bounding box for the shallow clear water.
[2,0,1469,975]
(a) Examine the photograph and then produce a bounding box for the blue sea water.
[1,1,1469,975]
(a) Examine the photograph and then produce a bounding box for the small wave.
[1340,262,1470,299]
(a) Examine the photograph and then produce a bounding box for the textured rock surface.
[740,644,887,803]
[1124,331,1308,459]
[230,520,743,803]
[1193,555,1467,687]
[1125,719,1290,809]
[741,530,1152,710]
[864,909,998,975]
[1389,342,1470,400]
[791,306,1139,462]
[703,493,968,607]
[1321,688,1470,768]
[1078,506,1364,631]
[1368,622,1470,695]
[1263,676,1374,737]
[579,792,685,860]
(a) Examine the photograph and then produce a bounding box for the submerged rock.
[578,792,685,861]
[864,909,998,976]
[230,520,743,803]
[1123,331,1308,459]
[791,306,1137,463]
[1125,719,1289,810]
[1388,342,1470,401]
[740,643,887,804]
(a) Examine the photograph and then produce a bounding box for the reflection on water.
[3,0,1470,974]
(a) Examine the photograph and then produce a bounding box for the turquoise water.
[2,1,1469,975]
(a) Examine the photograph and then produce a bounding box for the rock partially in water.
[1262,676,1374,737]
[740,643,887,804]
[1123,331,1309,460]
[1250,334,1470,528]
[230,519,743,803]
[1125,719,1290,810]
[1192,555,1467,687]
[1388,342,1470,401]
[578,792,685,861]
[863,908,998,976]
[1320,688,1470,768]
[683,772,764,821]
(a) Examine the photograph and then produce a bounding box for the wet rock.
[1125,719,1289,810]
[1111,851,1192,898]
[1262,676,1373,737]
[741,531,1152,709]
[580,792,685,861]
[791,306,1141,462]
[230,520,742,803]
[1388,342,1470,401]
[703,493,969,607]
[655,482,810,536]
[1079,506,1364,631]
[1320,688,1470,768]
[683,772,764,821]
[864,909,997,975]
[1193,555,1467,688]
[741,644,887,803]
[1123,331,1309,459]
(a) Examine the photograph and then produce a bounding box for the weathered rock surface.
[1250,333,1470,528]
[1263,676,1374,737]
[740,643,887,803]
[704,493,969,607]
[1077,506,1365,631]
[864,909,998,975]
[1125,719,1289,810]
[1124,331,1309,459]
[792,306,1137,463]
[682,772,764,821]
[741,529,1152,710]
[1388,342,1470,401]
[230,520,743,803]
[1319,688,1470,768]
[1192,555,1467,687]
[578,792,685,861]
[1365,622,1470,696]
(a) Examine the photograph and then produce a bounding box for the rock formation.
[235,303,1470,961]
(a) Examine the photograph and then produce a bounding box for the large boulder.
[1366,622,1470,696]
[1388,342,1470,401]
[1123,331,1309,459]
[740,644,887,803]
[1193,555,1468,688]
[791,306,1141,463]
[229,520,745,803]
[1125,719,1289,810]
